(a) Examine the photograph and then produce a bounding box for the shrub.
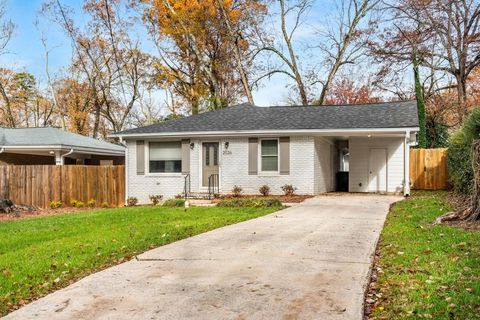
[127,197,138,207]
[231,185,242,197]
[71,200,84,208]
[162,198,185,207]
[174,194,184,199]
[259,184,270,196]
[217,197,282,208]
[70,199,85,207]
[101,202,110,208]
[49,200,62,209]
[87,199,96,208]
[149,194,163,205]
[447,108,480,194]
[281,184,297,196]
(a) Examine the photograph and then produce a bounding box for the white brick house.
[112,101,419,203]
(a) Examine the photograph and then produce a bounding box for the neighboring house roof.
[0,127,125,155]
[113,100,419,137]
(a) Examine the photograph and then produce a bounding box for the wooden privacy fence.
[410,148,448,190]
[0,165,125,208]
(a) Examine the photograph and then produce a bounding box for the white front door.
[202,142,219,187]
[368,148,387,193]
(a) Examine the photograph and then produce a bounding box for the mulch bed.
[446,192,471,211]
[445,220,480,231]
[0,207,98,222]
[216,194,313,203]
[444,192,480,231]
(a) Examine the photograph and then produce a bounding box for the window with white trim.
[149,141,182,173]
[260,139,278,172]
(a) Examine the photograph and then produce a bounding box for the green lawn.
[371,191,480,319]
[0,205,280,315]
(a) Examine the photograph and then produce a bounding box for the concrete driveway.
[5,194,401,320]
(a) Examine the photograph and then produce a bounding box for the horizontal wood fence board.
[0,165,125,208]
[410,148,448,190]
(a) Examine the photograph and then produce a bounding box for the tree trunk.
[468,140,480,221]
[92,99,101,138]
[0,82,16,127]
[456,74,468,122]
[413,49,427,148]
[279,0,308,105]
[216,0,254,105]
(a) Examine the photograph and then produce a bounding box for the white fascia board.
[0,145,125,156]
[111,127,420,139]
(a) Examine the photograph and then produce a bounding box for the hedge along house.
[112,101,419,203]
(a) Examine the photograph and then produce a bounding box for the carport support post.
[404,131,411,196]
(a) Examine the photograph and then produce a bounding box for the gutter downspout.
[57,148,74,165]
[404,131,411,197]
[121,137,128,206]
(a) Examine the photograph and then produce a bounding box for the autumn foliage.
[324,78,380,105]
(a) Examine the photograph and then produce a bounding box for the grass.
[0,205,280,316]
[371,191,480,319]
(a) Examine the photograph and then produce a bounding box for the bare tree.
[215,0,255,104]
[43,0,150,135]
[372,0,480,122]
[421,0,480,107]
[256,0,377,105]
[317,0,379,104]
[256,0,310,105]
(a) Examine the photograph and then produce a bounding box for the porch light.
[224,141,229,149]
[190,142,195,149]
[367,134,372,138]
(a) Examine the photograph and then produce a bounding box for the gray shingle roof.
[0,127,125,153]
[114,100,418,135]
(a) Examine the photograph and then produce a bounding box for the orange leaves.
[55,79,93,136]
[325,77,380,105]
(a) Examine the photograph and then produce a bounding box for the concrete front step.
[186,199,216,207]
[186,193,214,200]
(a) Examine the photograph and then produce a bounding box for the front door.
[368,148,387,193]
[202,142,219,187]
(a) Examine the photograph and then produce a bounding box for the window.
[149,141,182,173]
[261,139,278,172]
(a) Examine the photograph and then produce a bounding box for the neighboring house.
[112,101,419,203]
[0,127,125,165]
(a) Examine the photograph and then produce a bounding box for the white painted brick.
[125,135,406,202]
[219,136,316,195]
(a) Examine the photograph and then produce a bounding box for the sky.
[2,0,79,81]
[1,0,354,107]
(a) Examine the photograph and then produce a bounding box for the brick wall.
[126,136,328,203]
[219,136,316,195]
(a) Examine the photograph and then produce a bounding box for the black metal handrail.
[183,173,191,199]
[208,174,219,199]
